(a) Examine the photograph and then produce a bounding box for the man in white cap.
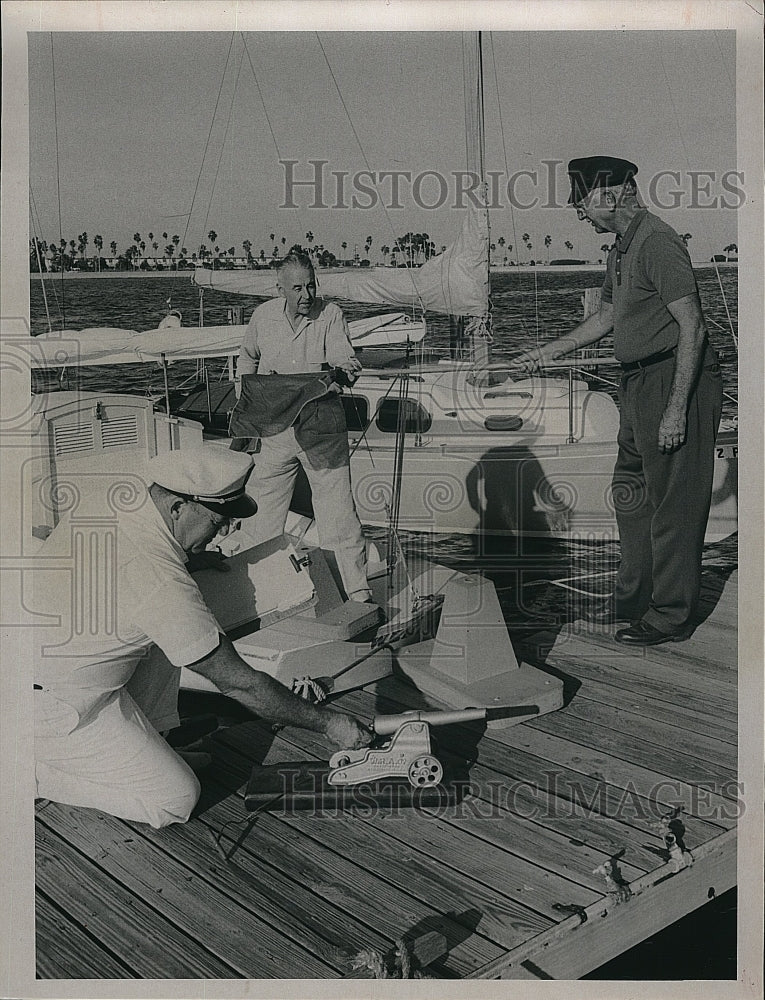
[514,156,722,646]
[33,445,371,829]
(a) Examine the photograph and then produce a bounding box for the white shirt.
[32,489,220,730]
[237,295,355,376]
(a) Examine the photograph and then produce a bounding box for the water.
[29,270,738,978]
[30,267,738,418]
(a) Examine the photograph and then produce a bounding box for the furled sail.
[192,204,489,318]
[30,313,425,368]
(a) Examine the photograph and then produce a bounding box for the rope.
[291,676,327,703]
[548,569,617,598]
[350,938,430,978]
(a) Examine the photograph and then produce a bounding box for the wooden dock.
[35,567,737,981]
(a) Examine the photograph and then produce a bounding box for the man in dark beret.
[514,156,723,646]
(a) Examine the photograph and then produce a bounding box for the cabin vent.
[101,414,140,449]
[52,422,95,457]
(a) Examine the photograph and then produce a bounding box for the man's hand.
[335,355,363,385]
[658,406,687,453]
[324,710,373,750]
[511,344,560,375]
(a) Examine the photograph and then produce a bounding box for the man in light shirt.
[236,252,372,602]
[33,446,371,828]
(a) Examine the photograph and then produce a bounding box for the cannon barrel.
[373,708,487,737]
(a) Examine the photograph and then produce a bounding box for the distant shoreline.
[31,260,738,281]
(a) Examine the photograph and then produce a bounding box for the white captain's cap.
[146,446,258,518]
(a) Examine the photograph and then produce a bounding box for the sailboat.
[30,30,738,548]
[27,32,571,721]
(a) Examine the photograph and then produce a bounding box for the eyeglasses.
[194,502,239,537]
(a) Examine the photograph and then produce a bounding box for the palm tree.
[380,244,390,265]
[269,233,275,244]
[133,232,141,247]
[680,233,692,247]
[544,235,552,262]
[243,239,253,267]
[341,241,348,259]
[564,240,573,255]
[723,243,738,260]
[110,240,117,259]
[162,232,168,242]
[207,230,217,248]
[93,234,103,271]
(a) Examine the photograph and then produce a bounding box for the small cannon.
[327,708,488,788]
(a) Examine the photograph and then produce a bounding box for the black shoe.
[165,714,219,748]
[614,620,693,647]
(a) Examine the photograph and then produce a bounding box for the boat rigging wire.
[29,184,54,333]
[49,33,66,329]
[240,33,284,162]
[202,45,246,247]
[181,33,237,256]
[487,33,536,343]
[313,32,426,316]
[657,38,737,352]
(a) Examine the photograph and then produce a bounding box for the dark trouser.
[612,349,722,632]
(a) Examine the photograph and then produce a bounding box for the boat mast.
[463,31,491,368]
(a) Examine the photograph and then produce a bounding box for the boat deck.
[35,568,737,981]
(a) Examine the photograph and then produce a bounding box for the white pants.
[248,427,371,600]
[35,649,200,829]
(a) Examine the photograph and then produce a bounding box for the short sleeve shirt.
[33,491,221,728]
[237,296,355,376]
[601,209,698,363]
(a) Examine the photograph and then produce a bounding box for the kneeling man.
[34,446,370,828]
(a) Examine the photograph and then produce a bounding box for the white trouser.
[247,427,371,600]
[35,648,199,829]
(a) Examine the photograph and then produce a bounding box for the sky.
[27,28,738,263]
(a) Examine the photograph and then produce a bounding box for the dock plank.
[539,695,737,769]
[209,729,535,968]
[224,731,603,919]
[521,657,737,744]
[344,681,735,836]
[527,710,737,792]
[253,721,649,890]
[35,892,136,979]
[139,810,393,973]
[36,822,238,978]
[40,803,336,978]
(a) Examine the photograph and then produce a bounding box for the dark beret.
[567,156,638,204]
